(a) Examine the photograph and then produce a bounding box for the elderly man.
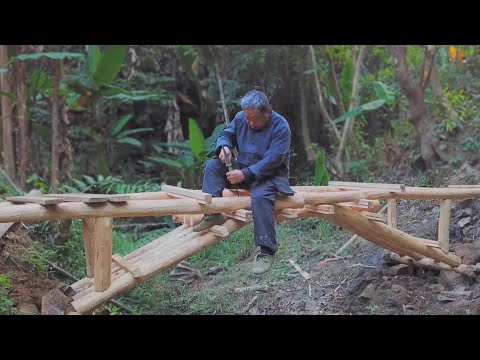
[192,90,294,274]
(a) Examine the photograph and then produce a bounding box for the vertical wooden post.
[94,217,113,292]
[83,218,96,278]
[438,199,451,253]
[388,199,397,229]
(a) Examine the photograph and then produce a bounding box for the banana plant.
[143,118,225,188]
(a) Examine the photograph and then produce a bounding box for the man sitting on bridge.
[192,89,294,275]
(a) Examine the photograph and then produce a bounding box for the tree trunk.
[14,45,29,188]
[336,45,367,174]
[50,64,61,191]
[308,45,342,142]
[0,45,16,182]
[299,77,316,162]
[391,45,438,169]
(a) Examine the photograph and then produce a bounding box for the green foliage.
[311,146,330,185]
[16,52,84,61]
[334,99,386,124]
[92,45,129,87]
[0,274,16,315]
[188,118,206,159]
[463,137,480,152]
[145,120,224,188]
[111,114,153,148]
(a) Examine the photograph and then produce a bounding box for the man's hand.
[226,169,245,185]
[219,146,231,164]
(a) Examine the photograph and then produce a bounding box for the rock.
[440,290,472,299]
[438,270,470,290]
[438,294,455,302]
[475,263,480,274]
[458,217,471,228]
[41,288,69,315]
[387,285,409,307]
[358,284,376,300]
[430,284,445,293]
[391,284,407,293]
[17,303,39,315]
[452,243,480,265]
[449,224,464,243]
[388,264,409,276]
[347,278,364,295]
[402,304,420,315]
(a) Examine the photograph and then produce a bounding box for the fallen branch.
[243,295,258,313]
[234,285,269,293]
[317,256,347,267]
[288,259,311,279]
[347,263,377,269]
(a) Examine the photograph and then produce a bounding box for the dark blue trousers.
[202,159,278,254]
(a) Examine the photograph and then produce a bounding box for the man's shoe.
[251,253,275,275]
[192,214,226,232]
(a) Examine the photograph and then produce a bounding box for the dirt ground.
[0,225,63,315]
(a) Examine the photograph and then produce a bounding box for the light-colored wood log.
[94,217,113,292]
[48,194,110,202]
[334,204,389,256]
[276,206,419,259]
[438,199,451,253]
[362,212,386,222]
[72,218,247,314]
[124,191,169,200]
[447,185,480,188]
[112,254,142,278]
[388,199,397,229]
[329,181,406,191]
[83,218,96,278]
[225,209,253,222]
[210,225,229,237]
[340,199,381,212]
[161,184,212,204]
[172,214,204,227]
[327,205,461,267]
[305,204,335,214]
[280,208,299,218]
[0,194,304,223]
[6,196,64,205]
[106,195,130,202]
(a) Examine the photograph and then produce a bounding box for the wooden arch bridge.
[2,181,480,314]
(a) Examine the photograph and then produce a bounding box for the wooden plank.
[210,225,229,237]
[6,196,63,205]
[161,184,212,204]
[47,194,110,203]
[362,212,386,222]
[106,195,130,203]
[438,199,451,253]
[447,185,480,188]
[224,213,252,222]
[172,214,203,227]
[388,199,397,229]
[112,254,142,278]
[306,204,335,214]
[94,217,113,292]
[235,209,252,221]
[83,218,96,278]
[328,181,406,191]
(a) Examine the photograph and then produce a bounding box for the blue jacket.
[216,110,294,195]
